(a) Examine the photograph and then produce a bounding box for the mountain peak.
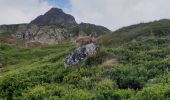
[47,8,63,14]
[30,7,77,26]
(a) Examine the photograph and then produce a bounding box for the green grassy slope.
[0,20,170,99]
[98,19,170,47]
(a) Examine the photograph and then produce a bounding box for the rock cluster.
[64,43,100,68]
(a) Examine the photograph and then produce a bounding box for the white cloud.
[1,0,170,31]
[0,0,52,25]
[69,0,170,30]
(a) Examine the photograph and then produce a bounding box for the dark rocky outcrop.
[64,43,100,68]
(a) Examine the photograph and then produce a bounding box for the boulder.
[64,43,100,68]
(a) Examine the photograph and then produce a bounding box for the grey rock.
[64,43,100,68]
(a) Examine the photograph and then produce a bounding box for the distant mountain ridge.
[0,8,111,45]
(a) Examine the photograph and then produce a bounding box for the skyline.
[0,0,170,30]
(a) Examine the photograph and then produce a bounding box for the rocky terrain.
[0,8,110,45]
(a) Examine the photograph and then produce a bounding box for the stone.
[64,43,100,68]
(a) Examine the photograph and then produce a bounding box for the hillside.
[0,20,170,99]
[98,19,170,47]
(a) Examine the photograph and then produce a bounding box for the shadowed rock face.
[64,43,100,68]
[30,8,77,26]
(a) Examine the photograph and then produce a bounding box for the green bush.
[134,84,170,100]
[85,51,110,66]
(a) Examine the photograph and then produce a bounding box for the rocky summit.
[30,8,77,26]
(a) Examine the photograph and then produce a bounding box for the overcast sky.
[0,0,170,30]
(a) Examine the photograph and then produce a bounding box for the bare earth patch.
[26,41,42,48]
[102,59,119,67]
